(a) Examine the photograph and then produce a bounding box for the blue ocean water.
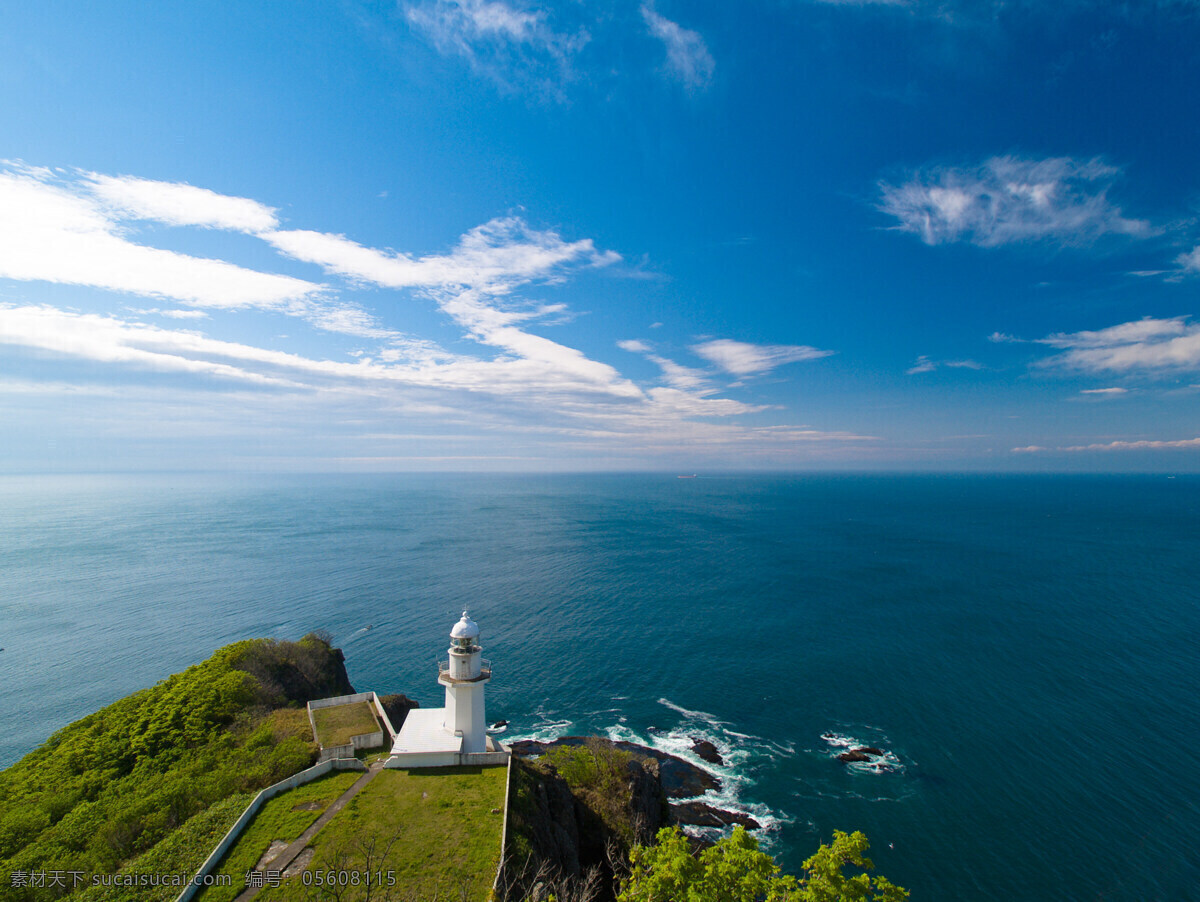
[1,473,1198,900]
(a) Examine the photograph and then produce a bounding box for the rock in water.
[378,693,420,730]
[690,738,724,765]
[838,746,885,763]
[671,801,760,830]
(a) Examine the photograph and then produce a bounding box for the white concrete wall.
[383,750,460,769]
[492,755,514,897]
[450,682,487,754]
[308,691,376,710]
[175,757,367,902]
[370,692,398,739]
[308,692,388,757]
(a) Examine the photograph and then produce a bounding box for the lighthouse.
[440,611,491,753]
[386,611,507,768]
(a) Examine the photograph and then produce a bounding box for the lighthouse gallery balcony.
[437,657,492,682]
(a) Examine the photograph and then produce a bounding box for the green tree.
[618,826,908,902]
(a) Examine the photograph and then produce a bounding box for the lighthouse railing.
[437,657,493,679]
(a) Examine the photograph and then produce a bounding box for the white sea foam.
[657,697,727,724]
[818,728,905,775]
[509,697,793,841]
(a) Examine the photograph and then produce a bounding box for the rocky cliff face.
[501,735,761,901]
[501,739,669,902]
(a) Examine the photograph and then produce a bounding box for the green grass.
[0,634,348,892]
[195,770,363,902]
[76,792,255,902]
[258,765,508,902]
[539,741,639,845]
[312,703,380,749]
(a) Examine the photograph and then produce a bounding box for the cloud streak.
[641,5,715,91]
[692,338,833,375]
[1035,317,1200,373]
[404,0,587,98]
[1015,436,1200,453]
[878,156,1152,247]
[0,168,324,314]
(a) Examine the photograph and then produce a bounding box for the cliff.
[501,736,758,902]
[500,738,669,902]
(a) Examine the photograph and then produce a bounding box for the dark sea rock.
[690,738,724,766]
[378,693,419,731]
[838,746,885,763]
[510,736,721,799]
[671,801,760,830]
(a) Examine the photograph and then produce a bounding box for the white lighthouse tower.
[440,611,491,753]
[386,611,506,768]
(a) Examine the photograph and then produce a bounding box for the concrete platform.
[387,708,462,767]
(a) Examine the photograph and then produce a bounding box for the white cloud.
[909,355,983,373]
[1015,437,1200,453]
[0,163,879,466]
[878,156,1152,247]
[640,5,715,91]
[264,216,616,292]
[1036,316,1200,372]
[0,166,327,316]
[404,0,586,98]
[646,354,708,391]
[692,338,833,375]
[1079,387,1127,394]
[1173,245,1200,277]
[619,339,709,390]
[84,173,279,232]
[907,355,936,374]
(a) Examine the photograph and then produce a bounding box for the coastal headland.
[0,637,764,902]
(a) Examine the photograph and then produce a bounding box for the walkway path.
[234,758,387,901]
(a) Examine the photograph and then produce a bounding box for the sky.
[1,0,1199,472]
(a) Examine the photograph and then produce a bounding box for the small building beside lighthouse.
[386,612,509,768]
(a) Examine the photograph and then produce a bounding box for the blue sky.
[2,0,1200,471]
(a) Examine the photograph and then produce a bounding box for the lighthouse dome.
[450,611,480,641]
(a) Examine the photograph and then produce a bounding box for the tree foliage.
[618,826,908,902]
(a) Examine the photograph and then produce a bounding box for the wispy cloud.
[1015,436,1200,453]
[692,338,833,375]
[618,339,651,353]
[1034,316,1200,372]
[619,339,709,390]
[1079,387,1127,395]
[84,172,279,232]
[0,167,324,314]
[878,156,1152,247]
[640,5,715,91]
[264,216,616,293]
[1173,245,1200,277]
[906,354,982,374]
[404,0,587,98]
[0,162,878,466]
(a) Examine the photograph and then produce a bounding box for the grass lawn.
[195,770,363,902]
[312,702,381,748]
[259,765,509,902]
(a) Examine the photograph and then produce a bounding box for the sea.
[1,472,1197,900]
